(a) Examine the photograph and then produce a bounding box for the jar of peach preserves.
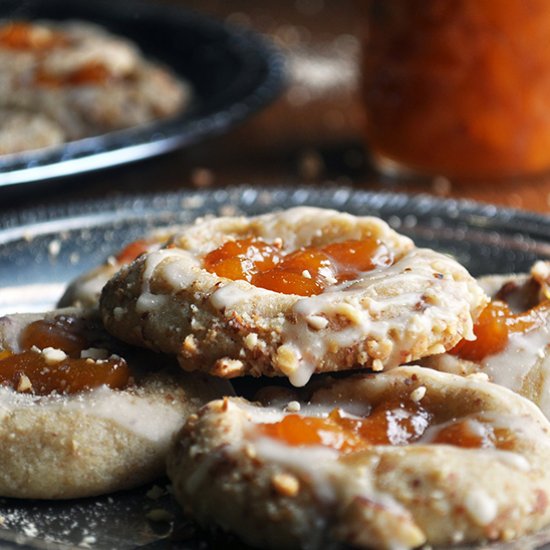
[361,0,550,179]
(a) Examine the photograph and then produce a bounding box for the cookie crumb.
[501,528,516,541]
[16,374,33,393]
[79,535,96,547]
[333,302,361,325]
[42,347,67,365]
[306,315,328,330]
[467,372,490,382]
[244,444,257,459]
[372,359,384,372]
[212,358,245,377]
[48,239,61,257]
[432,176,452,196]
[183,334,198,354]
[80,348,109,360]
[190,167,214,188]
[286,400,301,412]
[272,473,300,497]
[464,489,497,526]
[181,196,206,209]
[274,345,299,375]
[410,386,427,402]
[22,522,38,537]
[244,333,259,350]
[219,205,238,217]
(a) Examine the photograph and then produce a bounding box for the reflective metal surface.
[1,185,550,313]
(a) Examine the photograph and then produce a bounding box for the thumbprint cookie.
[0,307,230,499]
[168,366,550,549]
[101,207,487,386]
[58,225,188,308]
[424,261,550,419]
[0,20,189,152]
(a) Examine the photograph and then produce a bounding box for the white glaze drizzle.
[245,407,421,550]
[278,248,482,386]
[0,385,185,442]
[228,380,542,549]
[434,318,550,419]
[484,327,550,399]
[136,248,199,314]
[463,489,498,526]
[237,399,372,424]
[210,282,272,311]
[132,209,484,388]
[241,401,537,474]
[253,438,340,501]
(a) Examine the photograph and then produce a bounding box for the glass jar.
[361,0,550,179]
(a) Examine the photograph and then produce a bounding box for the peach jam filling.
[257,400,430,453]
[450,299,550,361]
[203,237,393,296]
[256,400,513,453]
[0,22,68,50]
[0,316,130,395]
[0,22,112,87]
[115,239,153,265]
[35,61,111,88]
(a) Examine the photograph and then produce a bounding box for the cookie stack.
[0,20,189,154]
[3,207,550,549]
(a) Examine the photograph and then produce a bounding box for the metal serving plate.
[0,0,285,188]
[0,185,550,549]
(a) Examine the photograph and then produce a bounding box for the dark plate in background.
[0,0,285,187]
[1,186,550,549]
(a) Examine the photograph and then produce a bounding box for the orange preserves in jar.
[361,0,550,179]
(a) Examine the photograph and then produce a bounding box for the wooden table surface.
[3,0,550,215]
